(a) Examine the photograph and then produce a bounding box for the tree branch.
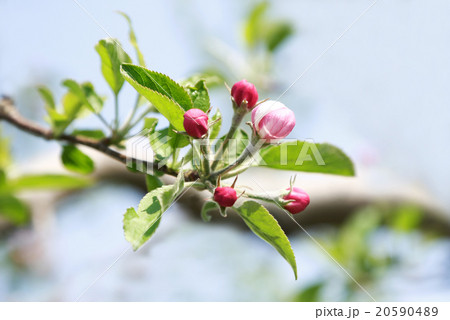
[0,96,199,181]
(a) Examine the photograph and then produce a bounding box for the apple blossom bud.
[283,187,310,214]
[231,79,258,109]
[251,100,295,142]
[183,108,209,138]
[214,186,238,207]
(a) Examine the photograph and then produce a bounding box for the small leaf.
[145,174,163,192]
[45,107,69,136]
[121,64,192,130]
[121,64,192,110]
[292,282,324,302]
[148,126,189,166]
[0,169,6,186]
[61,145,95,175]
[243,1,293,52]
[168,125,190,149]
[143,117,158,132]
[209,109,222,140]
[124,207,161,250]
[258,141,355,176]
[8,174,91,191]
[0,194,30,226]
[186,80,210,112]
[181,70,226,89]
[201,200,220,222]
[80,82,105,114]
[389,205,423,232]
[37,86,56,109]
[62,91,84,119]
[95,38,132,95]
[124,171,185,250]
[117,11,146,67]
[236,200,298,279]
[62,80,104,114]
[244,1,269,48]
[72,129,106,140]
[265,21,294,52]
[149,127,173,160]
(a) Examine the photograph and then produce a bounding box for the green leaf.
[209,109,222,140]
[0,194,30,226]
[62,80,104,114]
[62,91,84,120]
[244,1,269,48]
[235,200,297,279]
[145,174,163,192]
[148,126,189,166]
[265,21,294,52]
[72,129,106,140]
[7,174,91,191]
[37,86,56,109]
[389,205,423,232]
[201,200,220,222]
[258,141,355,176]
[124,207,160,250]
[124,171,185,250]
[243,1,293,52]
[45,107,69,136]
[61,145,95,175]
[95,38,131,95]
[181,70,225,89]
[121,64,192,110]
[0,169,6,186]
[186,80,210,112]
[143,117,158,132]
[121,64,192,130]
[117,11,146,67]
[292,282,324,302]
[168,125,190,149]
[79,82,105,114]
[149,128,173,160]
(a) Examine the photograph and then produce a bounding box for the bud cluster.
[181,79,308,214]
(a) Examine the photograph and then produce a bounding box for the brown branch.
[0,96,198,181]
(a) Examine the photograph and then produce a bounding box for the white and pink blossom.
[251,100,295,142]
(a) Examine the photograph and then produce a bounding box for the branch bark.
[0,96,198,181]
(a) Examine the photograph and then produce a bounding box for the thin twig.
[0,96,198,181]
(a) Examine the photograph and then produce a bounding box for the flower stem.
[114,93,119,131]
[201,138,211,177]
[211,109,246,171]
[241,191,291,207]
[210,136,261,180]
[119,94,140,134]
[95,113,112,132]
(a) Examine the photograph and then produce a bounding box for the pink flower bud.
[231,79,258,109]
[251,100,295,142]
[283,187,310,214]
[214,186,238,207]
[183,108,209,138]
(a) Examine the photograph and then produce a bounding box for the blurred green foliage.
[244,1,294,53]
[293,203,425,301]
[0,129,91,228]
[203,1,295,91]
